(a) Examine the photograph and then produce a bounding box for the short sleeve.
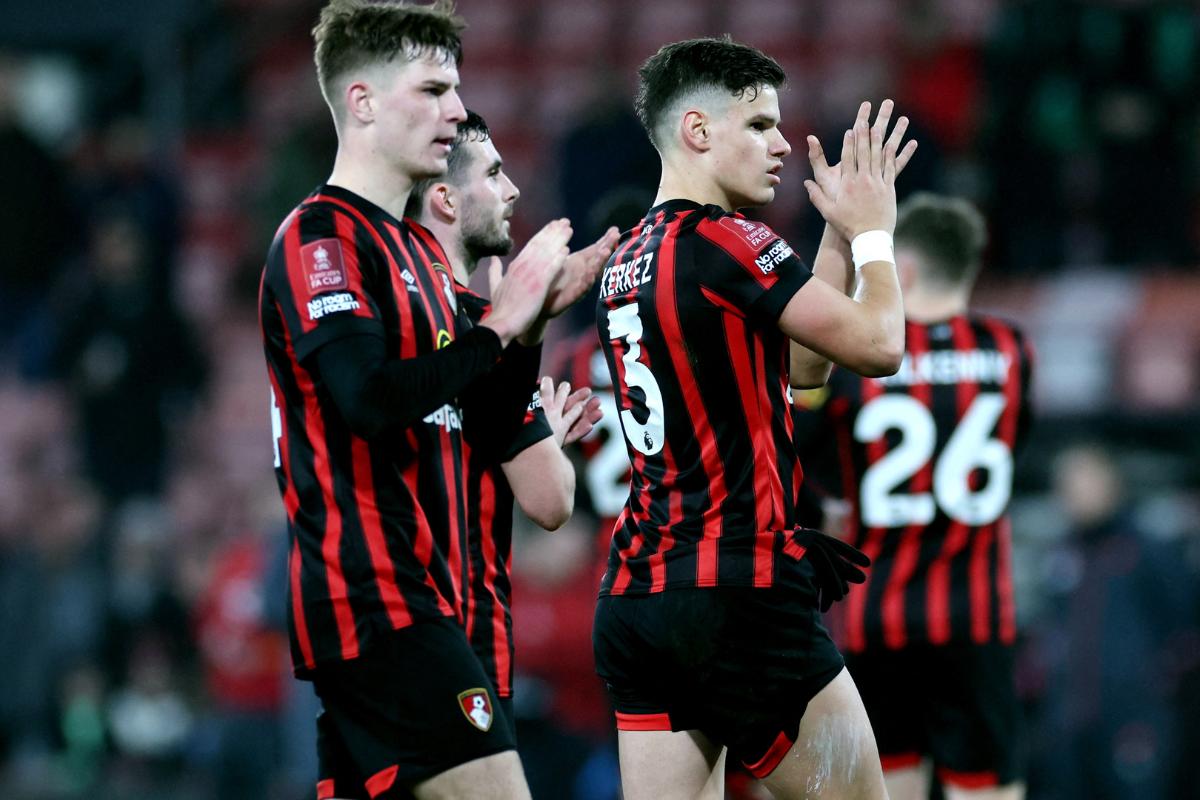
[263,203,385,362]
[694,214,813,323]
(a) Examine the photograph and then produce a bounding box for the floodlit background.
[0,1,1198,798]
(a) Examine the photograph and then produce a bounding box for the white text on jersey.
[879,349,1011,387]
[599,252,655,299]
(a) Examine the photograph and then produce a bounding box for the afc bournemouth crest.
[433,264,458,313]
[457,688,493,732]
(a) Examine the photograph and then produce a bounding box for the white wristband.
[850,230,895,271]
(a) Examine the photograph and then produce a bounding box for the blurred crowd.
[1,1,1199,798]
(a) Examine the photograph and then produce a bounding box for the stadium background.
[1,0,1198,797]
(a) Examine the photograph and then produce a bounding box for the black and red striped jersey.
[259,185,474,676]
[817,315,1034,652]
[595,199,814,596]
[458,290,554,698]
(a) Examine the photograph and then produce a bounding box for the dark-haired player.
[405,109,610,730]
[258,2,603,798]
[809,194,1033,800]
[591,36,917,799]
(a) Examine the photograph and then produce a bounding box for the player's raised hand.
[482,219,571,345]
[560,385,602,445]
[804,100,917,237]
[539,376,602,447]
[542,226,620,318]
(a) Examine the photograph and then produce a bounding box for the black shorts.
[312,616,517,799]
[593,560,844,779]
[844,642,1023,788]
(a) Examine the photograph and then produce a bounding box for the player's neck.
[327,150,415,222]
[654,161,735,212]
[903,288,970,323]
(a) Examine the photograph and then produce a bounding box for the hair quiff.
[635,36,786,149]
[895,192,989,288]
[313,0,465,108]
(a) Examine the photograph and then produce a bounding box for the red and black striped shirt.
[595,199,813,596]
[459,290,554,698]
[820,315,1034,651]
[259,185,476,676]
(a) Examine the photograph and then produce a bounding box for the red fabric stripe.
[646,445,680,592]
[936,766,999,789]
[925,518,963,645]
[970,522,994,643]
[609,215,664,595]
[289,537,316,670]
[695,217,778,291]
[614,711,672,731]
[365,764,400,798]
[351,437,412,629]
[880,752,923,771]
[743,729,796,778]
[717,304,776,586]
[283,308,358,660]
[656,217,728,585]
[953,318,991,644]
[333,212,375,323]
[402,457,456,618]
[316,778,336,799]
[267,361,300,522]
[479,471,511,694]
[282,221,316,335]
[845,377,885,652]
[996,516,1017,643]
[881,324,931,649]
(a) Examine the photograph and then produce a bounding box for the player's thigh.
[843,648,925,772]
[883,763,932,800]
[925,643,1023,791]
[312,618,518,798]
[759,668,887,800]
[411,750,530,800]
[617,729,724,800]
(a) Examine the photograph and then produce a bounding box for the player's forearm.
[849,260,905,376]
[789,225,853,387]
[502,439,575,530]
[313,329,503,439]
[461,339,544,461]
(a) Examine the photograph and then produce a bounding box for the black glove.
[790,528,871,612]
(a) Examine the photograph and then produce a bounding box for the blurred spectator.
[1031,442,1195,799]
[511,513,618,800]
[0,52,77,376]
[191,477,288,799]
[52,210,207,501]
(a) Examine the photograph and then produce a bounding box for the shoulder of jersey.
[694,209,783,260]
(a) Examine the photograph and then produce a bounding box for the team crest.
[434,265,458,313]
[457,688,493,732]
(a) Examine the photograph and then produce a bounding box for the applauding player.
[259,2,599,799]
[591,37,915,799]
[405,109,610,731]
[814,194,1034,800]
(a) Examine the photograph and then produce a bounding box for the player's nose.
[444,89,467,123]
[773,131,792,158]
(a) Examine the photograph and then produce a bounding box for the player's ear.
[345,79,375,124]
[680,110,711,153]
[431,184,457,223]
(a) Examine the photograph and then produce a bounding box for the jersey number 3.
[854,393,1012,527]
[607,304,666,455]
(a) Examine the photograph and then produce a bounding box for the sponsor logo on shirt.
[754,239,792,274]
[401,269,420,294]
[301,239,348,294]
[423,403,463,432]
[718,216,774,252]
[436,329,452,350]
[306,292,360,321]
